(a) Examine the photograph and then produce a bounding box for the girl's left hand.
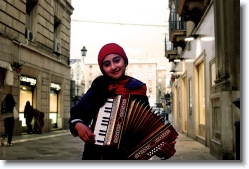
[156,140,176,160]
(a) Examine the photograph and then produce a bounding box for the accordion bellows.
[92,95,178,160]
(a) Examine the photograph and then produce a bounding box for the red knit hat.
[98,43,128,74]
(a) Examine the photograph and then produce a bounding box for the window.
[26,0,38,29]
[54,16,61,39]
[148,73,152,78]
[148,80,152,86]
[139,65,142,71]
[189,78,192,116]
[50,90,59,128]
[138,73,143,79]
[210,59,216,86]
[148,65,152,71]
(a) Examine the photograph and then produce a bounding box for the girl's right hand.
[75,122,95,143]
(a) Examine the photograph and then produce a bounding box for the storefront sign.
[50,83,61,91]
[20,76,36,86]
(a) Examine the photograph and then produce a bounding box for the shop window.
[0,68,5,85]
[19,85,33,126]
[50,90,58,128]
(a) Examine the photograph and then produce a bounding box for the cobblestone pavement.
[0,129,217,161]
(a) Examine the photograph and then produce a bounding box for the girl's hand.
[75,122,95,143]
[157,140,176,160]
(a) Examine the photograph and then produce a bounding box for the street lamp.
[81,46,87,62]
[69,46,87,107]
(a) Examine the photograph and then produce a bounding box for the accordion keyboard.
[94,98,114,145]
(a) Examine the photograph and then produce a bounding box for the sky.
[70,0,171,68]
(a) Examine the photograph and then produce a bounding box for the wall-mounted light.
[174,58,184,62]
[185,34,199,41]
[185,34,214,41]
[185,59,194,62]
[200,37,214,41]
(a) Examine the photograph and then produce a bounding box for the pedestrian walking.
[1,93,16,146]
[33,108,45,134]
[24,101,34,134]
[69,43,176,160]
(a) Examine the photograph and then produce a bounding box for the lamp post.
[69,46,87,107]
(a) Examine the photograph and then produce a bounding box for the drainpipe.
[14,40,24,120]
[18,42,22,65]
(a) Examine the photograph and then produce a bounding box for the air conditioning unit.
[53,39,61,55]
[25,28,34,42]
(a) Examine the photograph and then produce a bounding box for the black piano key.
[101,123,108,126]
[97,140,104,143]
[103,117,110,119]
[105,107,112,109]
[99,133,106,136]
[104,110,111,113]
[99,130,106,132]
[102,120,109,123]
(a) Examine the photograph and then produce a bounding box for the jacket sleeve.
[68,88,100,136]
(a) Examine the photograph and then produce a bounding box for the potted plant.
[171,75,176,82]
[171,74,180,82]
[11,62,22,73]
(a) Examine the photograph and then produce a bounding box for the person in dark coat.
[69,43,176,160]
[24,101,34,134]
[1,93,16,146]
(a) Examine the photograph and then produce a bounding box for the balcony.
[169,20,186,40]
[168,12,187,51]
[165,43,178,62]
[176,0,209,25]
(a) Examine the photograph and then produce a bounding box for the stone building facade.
[166,0,240,160]
[0,0,73,135]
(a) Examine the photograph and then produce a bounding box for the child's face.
[102,54,126,80]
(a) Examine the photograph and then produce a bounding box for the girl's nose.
[110,62,116,69]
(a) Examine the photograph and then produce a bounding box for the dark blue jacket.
[68,76,149,160]
[69,76,149,134]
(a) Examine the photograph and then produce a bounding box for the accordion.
[92,95,178,160]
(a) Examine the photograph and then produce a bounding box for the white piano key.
[94,98,115,146]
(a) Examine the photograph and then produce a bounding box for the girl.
[69,43,176,160]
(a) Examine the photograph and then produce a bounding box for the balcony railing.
[169,21,186,35]
[166,43,177,52]
[168,11,186,36]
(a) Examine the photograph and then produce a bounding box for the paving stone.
[0,130,217,161]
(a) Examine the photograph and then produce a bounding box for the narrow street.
[0,129,217,161]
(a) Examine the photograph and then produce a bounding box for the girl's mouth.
[111,69,120,75]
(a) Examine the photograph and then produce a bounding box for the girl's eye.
[103,61,110,67]
[113,58,120,63]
